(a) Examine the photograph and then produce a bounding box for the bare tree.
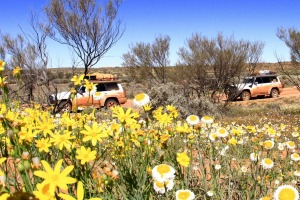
[177,33,264,102]
[45,0,124,75]
[276,27,300,90]
[122,35,170,85]
[1,13,51,104]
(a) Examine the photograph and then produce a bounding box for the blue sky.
[1,0,300,68]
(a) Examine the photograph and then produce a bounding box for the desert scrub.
[148,82,223,118]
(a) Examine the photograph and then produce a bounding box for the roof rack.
[250,70,277,76]
[84,72,118,81]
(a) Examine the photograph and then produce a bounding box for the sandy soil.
[122,87,300,108]
[231,86,300,106]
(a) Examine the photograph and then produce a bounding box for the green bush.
[148,82,222,118]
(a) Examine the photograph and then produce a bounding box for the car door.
[74,86,94,108]
[92,83,106,107]
[255,77,271,95]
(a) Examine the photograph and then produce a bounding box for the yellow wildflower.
[34,159,77,195]
[71,74,84,86]
[13,66,22,76]
[177,151,190,168]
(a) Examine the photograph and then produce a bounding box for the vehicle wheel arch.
[104,98,119,109]
[270,87,280,98]
[55,99,72,113]
[240,90,251,101]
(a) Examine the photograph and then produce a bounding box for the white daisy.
[262,140,274,150]
[278,143,285,151]
[175,189,195,200]
[274,180,280,185]
[273,185,299,200]
[206,190,214,197]
[153,179,174,194]
[186,115,200,126]
[260,158,274,169]
[133,93,150,107]
[216,127,229,138]
[152,164,176,182]
[294,170,300,177]
[241,166,247,173]
[250,152,259,162]
[201,116,214,124]
[209,132,217,141]
[291,153,300,161]
[215,164,221,170]
[292,132,299,138]
[286,141,296,150]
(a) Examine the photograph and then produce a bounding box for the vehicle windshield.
[76,86,86,93]
[242,77,254,84]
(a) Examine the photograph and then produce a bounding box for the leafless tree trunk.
[276,27,300,90]
[122,35,170,86]
[0,13,54,105]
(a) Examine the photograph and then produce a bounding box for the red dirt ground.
[122,87,300,108]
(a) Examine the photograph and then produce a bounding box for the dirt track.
[122,87,300,108]
[279,87,300,97]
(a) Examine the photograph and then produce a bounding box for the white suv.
[228,71,284,101]
[49,73,127,112]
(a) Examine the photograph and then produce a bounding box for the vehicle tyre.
[105,99,119,109]
[240,91,251,101]
[270,88,279,98]
[56,100,72,113]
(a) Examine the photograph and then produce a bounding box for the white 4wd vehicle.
[49,73,127,112]
[228,71,284,101]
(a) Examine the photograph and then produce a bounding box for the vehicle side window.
[261,77,271,83]
[96,84,106,91]
[271,77,278,82]
[255,77,263,84]
[106,83,119,91]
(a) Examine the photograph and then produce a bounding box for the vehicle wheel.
[56,101,72,113]
[270,88,279,98]
[105,99,119,109]
[240,91,251,101]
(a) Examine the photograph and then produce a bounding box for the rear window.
[106,83,119,91]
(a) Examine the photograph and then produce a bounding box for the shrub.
[148,82,223,118]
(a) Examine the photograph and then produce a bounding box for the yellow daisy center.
[219,128,226,135]
[155,181,164,188]
[157,165,171,177]
[264,158,273,165]
[178,191,191,199]
[278,188,296,200]
[135,93,145,101]
[189,115,197,121]
[203,116,211,120]
[264,141,273,148]
[293,153,299,158]
[288,141,295,147]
